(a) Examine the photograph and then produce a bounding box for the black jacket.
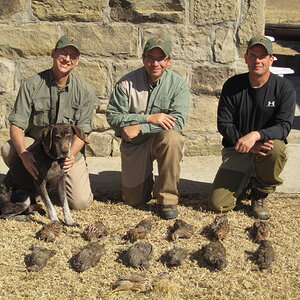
[217,72,296,147]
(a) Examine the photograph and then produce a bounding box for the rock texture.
[0,0,266,155]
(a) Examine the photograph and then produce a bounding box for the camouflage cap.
[247,35,273,55]
[55,35,81,53]
[143,37,171,57]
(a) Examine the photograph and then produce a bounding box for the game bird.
[209,215,230,240]
[26,245,56,272]
[251,221,270,243]
[37,221,66,242]
[112,274,148,293]
[71,242,105,272]
[81,221,108,241]
[165,247,189,267]
[255,240,275,270]
[202,240,227,271]
[127,242,153,270]
[171,219,194,241]
[127,218,152,242]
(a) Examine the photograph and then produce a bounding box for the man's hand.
[250,140,274,156]
[19,151,39,180]
[122,125,141,142]
[62,154,75,172]
[147,113,176,130]
[234,131,261,153]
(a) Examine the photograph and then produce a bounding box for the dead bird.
[81,221,108,241]
[165,247,189,267]
[171,219,194,241]
[71,242,105,272]
[255,240,275,270]
[209,215,230,240]
[127,219,152,242]
[251,221,270,243]
[202,240,227,271]
[0,186,30,220]
[112,274,148,293]
[127,242,153,270]
[37,221,66,242]
[26,245,56,272]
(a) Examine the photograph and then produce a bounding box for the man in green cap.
[106,37,190,219]
[1,35,95,210]
[208,35,296,219]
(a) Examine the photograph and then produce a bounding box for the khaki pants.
[121,130,184,207]
[208,139,287,212]
[1,138,93,210]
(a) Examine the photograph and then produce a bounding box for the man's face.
[51,46,80,77]
[143,47,170,83]
[244,45,274,77]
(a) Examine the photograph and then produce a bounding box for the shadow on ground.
[89,171,211,210]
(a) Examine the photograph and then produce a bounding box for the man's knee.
[268,139,286,160]
[208,188,236,212]
[156,130,183,147]
[122,179,153,207]
[68,193,93,210]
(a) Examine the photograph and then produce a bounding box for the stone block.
[86,131,114,157]
[191,0,237,26]
[92,113,110,132]
[0,24,58,58]
[142,27,211,61]
[0,0,28,20]
[237,0,265,56]
[74,59,107,98]
[183,131,222,156]
[214,28,235,63]
[109,0,184,23]
[0,92,16,127]
[184,94,218,133]
[16,58,53,89]
[111,60,142,87]
[61,24,138,58]
[0,129,10,146]
[32,0,106,21]
[111,137,121,157]
[0,59,15,94]
[191,64,236,95]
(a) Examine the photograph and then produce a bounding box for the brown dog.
[1,123,87,226]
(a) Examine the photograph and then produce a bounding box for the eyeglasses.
[144,55,169,63]
[56,49,79,61]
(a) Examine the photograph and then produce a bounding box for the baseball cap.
[247,35,272,55]
[143,37,171,57]
[55,35,82,54]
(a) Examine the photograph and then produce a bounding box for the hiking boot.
[160,205,178,220]
[251,189,270,220]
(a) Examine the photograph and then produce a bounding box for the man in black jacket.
[208,35,296,219]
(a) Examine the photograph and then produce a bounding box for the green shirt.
[9,69,95,139]
[106,67,190,144]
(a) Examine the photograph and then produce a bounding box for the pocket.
[62,103,81,124]
[32,98,50,126]
[151,98,169,114]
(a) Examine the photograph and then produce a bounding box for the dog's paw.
[66,221,79,227]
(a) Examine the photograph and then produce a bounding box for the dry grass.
[0,192,300,300]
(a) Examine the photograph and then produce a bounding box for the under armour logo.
[266,101,275,108]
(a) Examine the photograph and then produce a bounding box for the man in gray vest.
[1,35,95,210]
[107,37,190,219]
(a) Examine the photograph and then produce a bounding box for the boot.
[251,189,270,220]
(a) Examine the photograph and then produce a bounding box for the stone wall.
[0,0,265,156]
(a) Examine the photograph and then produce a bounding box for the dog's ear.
[41,125,54,151]
[71,125,89,144]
